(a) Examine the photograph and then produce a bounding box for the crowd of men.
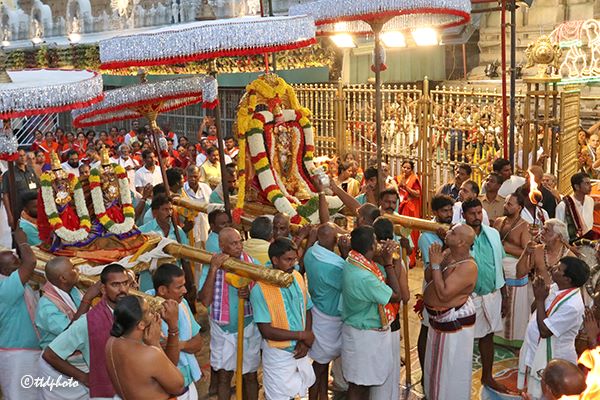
[0,120,598,400]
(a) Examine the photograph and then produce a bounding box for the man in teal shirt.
[341,226,404,400]
[463,198,507,393]
[0,228,39,400]
[303,223,346,399]
[35,257,101,400]
[198,227,261,400]
[139,193,189,291]
[250,238,315,400]
[151,263,202,398]
[19,190,41,246]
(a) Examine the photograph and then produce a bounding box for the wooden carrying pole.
[225,274,251,400]
[401,248,412,387]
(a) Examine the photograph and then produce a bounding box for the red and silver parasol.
[71,75,218,128]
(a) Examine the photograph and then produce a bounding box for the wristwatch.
[431,263,441,271]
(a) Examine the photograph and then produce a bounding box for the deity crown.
[50,151,62,171]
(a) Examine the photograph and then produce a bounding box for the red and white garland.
[40,172,91,243]
[89,165,136,235]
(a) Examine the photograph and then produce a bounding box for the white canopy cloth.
[99,15,317,69]
[0,68,103,158]
[0,69,103,119]
[289,0,471,34]
[71,75,219,128]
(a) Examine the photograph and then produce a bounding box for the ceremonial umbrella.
[97,14,317,215]
[289,0,472,193]
[0,67,104,228]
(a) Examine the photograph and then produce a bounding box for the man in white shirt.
[111,144,139,194]
[182,165,212,247]
[452,180,490,225]
[517,256,589,400]
[493,158,526,198]
[124,121,139,145]
[61,150,80,177]
[134,150,163,193]
[555,172,596,243]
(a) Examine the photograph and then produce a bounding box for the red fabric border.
[316,8,470,34]
[73,93,208,128]
[100,38,317,70]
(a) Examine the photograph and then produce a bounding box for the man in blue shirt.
[0,228,39,400]
[251,238,315,400]
[463,198,507,393]
[151,263,203,399]
[304,223,346,399]
[416,194,454,382]
[35,257,102,400]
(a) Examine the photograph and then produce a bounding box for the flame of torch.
[528,171,543,206]
[558,346,600,399]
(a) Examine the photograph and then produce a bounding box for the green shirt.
[0,271,40,349]
[139,220,189,291]
[304,243,345,317]
[20,219,41,246]
[341,261,392,330]
[35,287,83,349]
[250,275,313,353]
[472,232,497,295]
[49,314,92,366]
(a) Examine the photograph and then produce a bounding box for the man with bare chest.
[494,192,531,347]
[423,224,478,400]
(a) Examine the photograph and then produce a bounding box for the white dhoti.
[517,337,551,400]
[0,348,41,400]
[341,324,393,386]
[424,299,476,400]
[261,341,315,400]
[177,384,199,400]
[497,257,530,347]
[370,329,400,400]
[38,354,89,400]
[472,290,503,339]
[309,306,343,364]
[209,319,261,373]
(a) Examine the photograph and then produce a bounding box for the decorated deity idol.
[38,151,92,250]
[234,74,342,224]
[38,150,145,262]
[89,147,138,237]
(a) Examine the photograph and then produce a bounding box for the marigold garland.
[234,76,316,224]
[40,171,91,243]
[89,164,136,235]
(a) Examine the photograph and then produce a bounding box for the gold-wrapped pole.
[384,213,449,233]
[163,243,292,287]
[30,262,166,311]
[172,197,302,233]
[172,197,209,213]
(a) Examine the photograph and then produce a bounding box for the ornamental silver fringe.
[0,69,103,116]
[99,15,316,67]
[289,0,471,31]
[71,75,218,126]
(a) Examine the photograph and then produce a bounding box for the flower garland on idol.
[89,165,136,235]
[234,75,316,225]
[40,172,91,243]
